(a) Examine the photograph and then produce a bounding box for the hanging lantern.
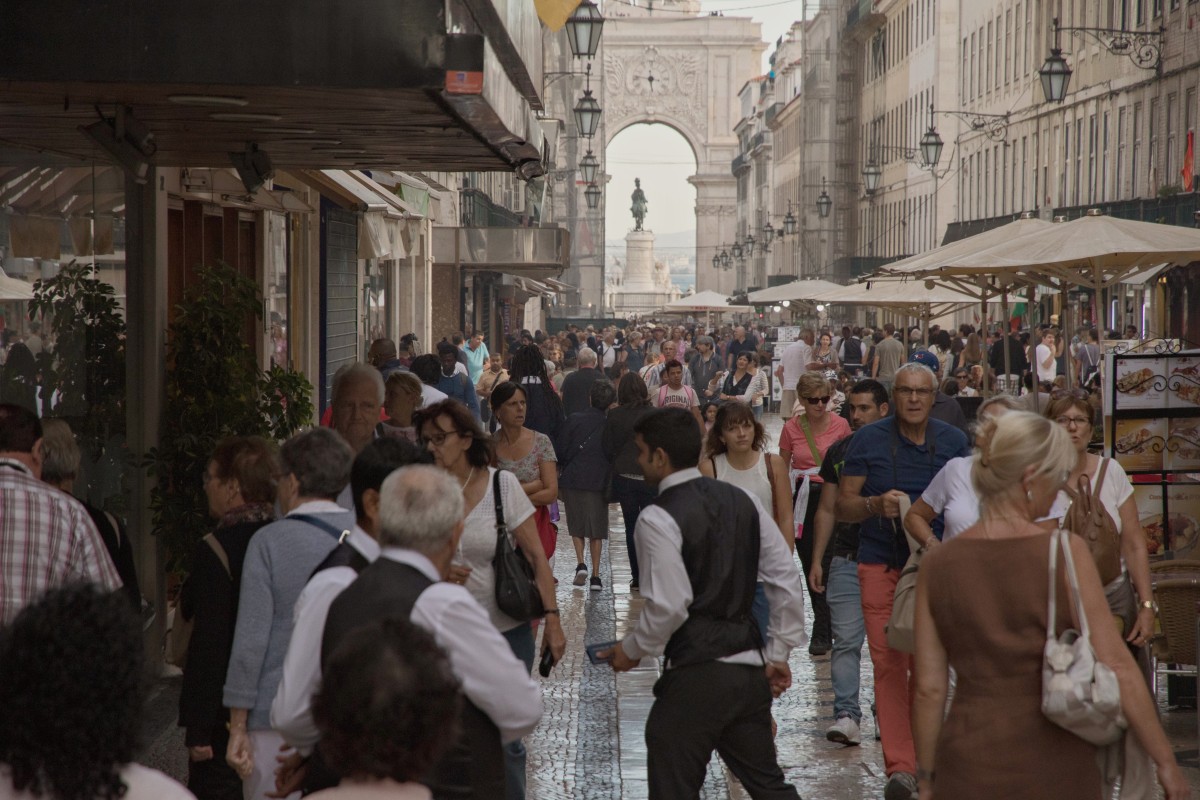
[579,149,599,184]
[564,0,604,59]
[783,209,797,236]
[574,89,602,138]
[584,181,601,209]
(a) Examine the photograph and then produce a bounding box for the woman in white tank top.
[698,402,793,552]
[698,401,795,648]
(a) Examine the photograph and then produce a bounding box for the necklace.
[460,466,476,490]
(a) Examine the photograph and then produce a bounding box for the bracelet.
[544,609,560,616]
[864,496,875,515]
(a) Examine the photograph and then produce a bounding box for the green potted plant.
[149,262,312,573]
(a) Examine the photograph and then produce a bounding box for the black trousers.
[795,483,831,645]
[187,725,243,800]
[646,661,800,800]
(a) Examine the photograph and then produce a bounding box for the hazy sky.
[602,0,804,242]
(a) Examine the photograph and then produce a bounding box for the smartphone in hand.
[538,645,554,677]
[586,640,619,665]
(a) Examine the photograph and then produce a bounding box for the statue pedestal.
[612,229,675,315]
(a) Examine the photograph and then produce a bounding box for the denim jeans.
[750,582,769,643]
[826,556,864,722]
[611,475,656,583]
[502,623,536,800]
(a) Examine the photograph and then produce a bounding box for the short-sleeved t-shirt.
[496,431,557,484]
[779,341,812,389]
[841,417,971,566]
[920,455,980,540]
[655,384,699,409]
[778,414,852,480]
[727,338,756,365]
[458,468,536,632]
[818,434,861,559]
[874,337,905,381]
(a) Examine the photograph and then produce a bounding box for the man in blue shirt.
[835,362,969,800]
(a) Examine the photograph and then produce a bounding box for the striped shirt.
[0,458,122,626]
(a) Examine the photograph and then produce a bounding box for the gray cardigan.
[222,507,354,730]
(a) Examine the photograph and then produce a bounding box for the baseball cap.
[908,350,940,371]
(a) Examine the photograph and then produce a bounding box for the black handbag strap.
[493,469,508,538]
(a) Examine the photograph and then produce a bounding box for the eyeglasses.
[1055,416,1091,428]
[804,396,832,405]
[423,429,461,447]
[894,387,934,398]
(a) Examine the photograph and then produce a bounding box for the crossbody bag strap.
[797,414,822,466]
[202,533,232,579]
[288,513,350,543]
[764,452,780,513]
[493,469,508,538]
[561,420,603,475]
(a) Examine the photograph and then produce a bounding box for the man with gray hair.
[833,362,968,799]
[223,427,357,799]
[330,362,385,456]
[560,346,604,417]
[321,465,542,798]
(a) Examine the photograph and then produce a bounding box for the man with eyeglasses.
[834,363,969,800]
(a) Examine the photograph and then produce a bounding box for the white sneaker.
[826,716,861,746]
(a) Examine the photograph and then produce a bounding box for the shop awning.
[747,279,846,303]
[290,169,421,260]
[1120,263,1172,286]
[432,226,570,276]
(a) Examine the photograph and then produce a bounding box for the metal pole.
[1001,288,1012,395]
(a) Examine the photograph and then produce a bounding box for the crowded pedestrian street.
[117,408,1200,799]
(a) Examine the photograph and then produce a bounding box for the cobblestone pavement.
[141,410,1200,798]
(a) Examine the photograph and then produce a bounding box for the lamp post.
[584,182,601,209]
[862,160,882,195]
[564,0,604,59]
[579,150,599,184]
[1039,16,1164,103]
[816,180,832,219]
[573,64,602,138]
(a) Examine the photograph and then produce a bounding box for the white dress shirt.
[271,526,380,754]
[621,468,808,667]
[780,341,812,389]
[272,542,542,749]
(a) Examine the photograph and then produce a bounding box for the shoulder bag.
[491,470,546,622]
[1042,526,1125,747]
[884,495,924,653]
[165,534,231,669]
[1064,458,1122,586]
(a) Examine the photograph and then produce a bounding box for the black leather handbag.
[492,470,545,622]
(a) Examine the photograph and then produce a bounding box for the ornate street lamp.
[762,220,775,245]
[783,207,797,236]
[862,159,882,195]
[731,241,743,260]
[579,149,599,184]
[712,253,721,270]
[719,249,731,269]
[564,0,604,59]
[573,65,602,138]
[1039,47,1072,103]
[744,233,756,256]
[919,104,944,169]
[584,181,601,209]
[816,179,832,219]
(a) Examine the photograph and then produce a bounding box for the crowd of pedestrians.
[0,317,1192,800]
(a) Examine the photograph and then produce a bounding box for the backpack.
[1063,458,1122,585]
[165,534,231,669]
[842,337,863,364]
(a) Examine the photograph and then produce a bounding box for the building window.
[1074,121,1083,206]
[1021,136,1028,211]
[1117,107,1127,198]
[1101,111,1110,203]
[986,21,993,93]
[1132,102,1143,197]
[1061,123,1069,207]
[1088,115,1097,205]
[1150,97,1160,193]
[1005,10,1013,86]
[1167,93,1178,187]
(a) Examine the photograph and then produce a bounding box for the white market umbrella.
[662,290,751,313]
[747,279,846,304]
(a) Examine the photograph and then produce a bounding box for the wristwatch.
[1140,600,1157,613]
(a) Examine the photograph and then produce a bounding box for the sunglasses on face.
[804,396,831,405]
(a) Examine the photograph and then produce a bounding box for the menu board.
[1108,347,1200,558]
[775,326,801,344]
[1132,483,1200,558]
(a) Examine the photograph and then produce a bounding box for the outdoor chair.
[1148,576,1200,741]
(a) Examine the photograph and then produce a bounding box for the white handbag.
[1041,527,1126,747]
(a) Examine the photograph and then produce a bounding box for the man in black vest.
[271,437,429,794]
[321,465,543,799]
[601,409,807,800]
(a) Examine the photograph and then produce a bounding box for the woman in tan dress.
[912,412,1188,800]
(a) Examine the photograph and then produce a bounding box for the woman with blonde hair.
[912,412,1188,799]
[904,394,1023,544]
[377,371,423,443]
[778,369,851,655]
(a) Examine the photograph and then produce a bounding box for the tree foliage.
[27,261,127,456]
[150,262,313,572]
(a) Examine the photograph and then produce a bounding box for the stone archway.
[600,9,763,296]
